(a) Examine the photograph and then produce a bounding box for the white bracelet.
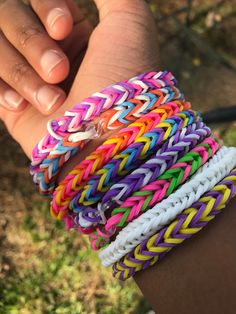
[99,146,236,266]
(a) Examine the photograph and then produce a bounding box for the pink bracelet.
[30,71,178,195]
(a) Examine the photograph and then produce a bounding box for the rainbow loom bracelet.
[75,135,220,232]
[62,110,201,232]
[30,69,236,284]
[99,147,236,266]
[97,86,182,130]
[31,71,179,195]
[104,124,211,205]
[87,122,211,247]
[80,122,210,227]
[90,134,218,249]
[51,101,190,219]
[113,168,236,280]
[60,110,201,234]
[102,137,220,227]
[60,110,201,231]
[71,105,200,209]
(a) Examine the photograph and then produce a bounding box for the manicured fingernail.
[35,86,65,113]
[47,8,70,29]
[41,50,66,77]
[1,90,25,110]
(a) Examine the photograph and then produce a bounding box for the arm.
[1,1,235,313]
[135,196,236,314]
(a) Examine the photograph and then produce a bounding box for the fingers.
[0,1,70,84]
[0,33,66,115]
[59,0,93,63]
[29,0,73,40]
[0,78,28,112]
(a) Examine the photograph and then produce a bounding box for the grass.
[0,198,150,314]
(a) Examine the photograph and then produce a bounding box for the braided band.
[51,103,192,219]
[78,131,215,222]
[98,86,182,130]
[87,122,210,247]
[86,136,220,248]
[72,107,203,211]
[31,71,178,194]
[105,136,220,227]
[74,120,210,211]
[63,111,202,233]
[99,147,236,266]
[104,125,211,205]
[85,124,211,247]
[113,169,236,280]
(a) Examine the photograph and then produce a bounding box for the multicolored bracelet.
[29,70,236,283]
[73,121,212,208]
[99,147,236,266]
[78,122,210,229]
[61,109,201,232]
[86,122,211,247]
[76,135,220,229]
[87,135,220,249]
[51,101,191,220]
[31,71,178,195]
[102,123,211,204]
[98,86,182,130]
[112,169,236,280]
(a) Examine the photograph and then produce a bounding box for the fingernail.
[1,90,25,110]
[41,50,66,77]
[47,8,70,29]
[35,86,65,113]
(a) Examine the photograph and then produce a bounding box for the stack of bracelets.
[30,71,236,281]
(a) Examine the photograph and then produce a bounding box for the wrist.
[134,196,236,314]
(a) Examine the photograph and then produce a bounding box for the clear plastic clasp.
[68,119,104,143]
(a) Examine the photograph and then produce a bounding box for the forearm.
[54,94,236,314]
[134,195,236,314]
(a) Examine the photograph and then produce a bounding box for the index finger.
[29,0,74,40]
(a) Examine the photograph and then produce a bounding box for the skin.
[0,0,73,113]
[0,0,160,156]
[134,197,236,314]
[0,1,235,313]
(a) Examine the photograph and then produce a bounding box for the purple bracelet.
[74,120,209,229]
[112,169,236,280]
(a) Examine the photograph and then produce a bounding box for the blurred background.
[0,0,236,313]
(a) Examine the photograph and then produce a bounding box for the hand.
[0,0,93,114]
[0,0,160,159]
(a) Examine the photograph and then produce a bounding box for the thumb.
[93,0,152,20]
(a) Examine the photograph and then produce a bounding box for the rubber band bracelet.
[60,109,201,232]
[99,146,236,266]
[87,122,211,247]
[52,101,190,219]
[70,106,201,210]
[72,114,209,209]
[79,122,211,231]
[31,71,178,195]
[103,136,220,227]
[51,102,191,219]
[104,124,211,205]
[98,86,182,130]
[85,136,220,246]
[113,168,236,280]
[62,110,201,233]
[75,135,220,233]
[88,134,219,248]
